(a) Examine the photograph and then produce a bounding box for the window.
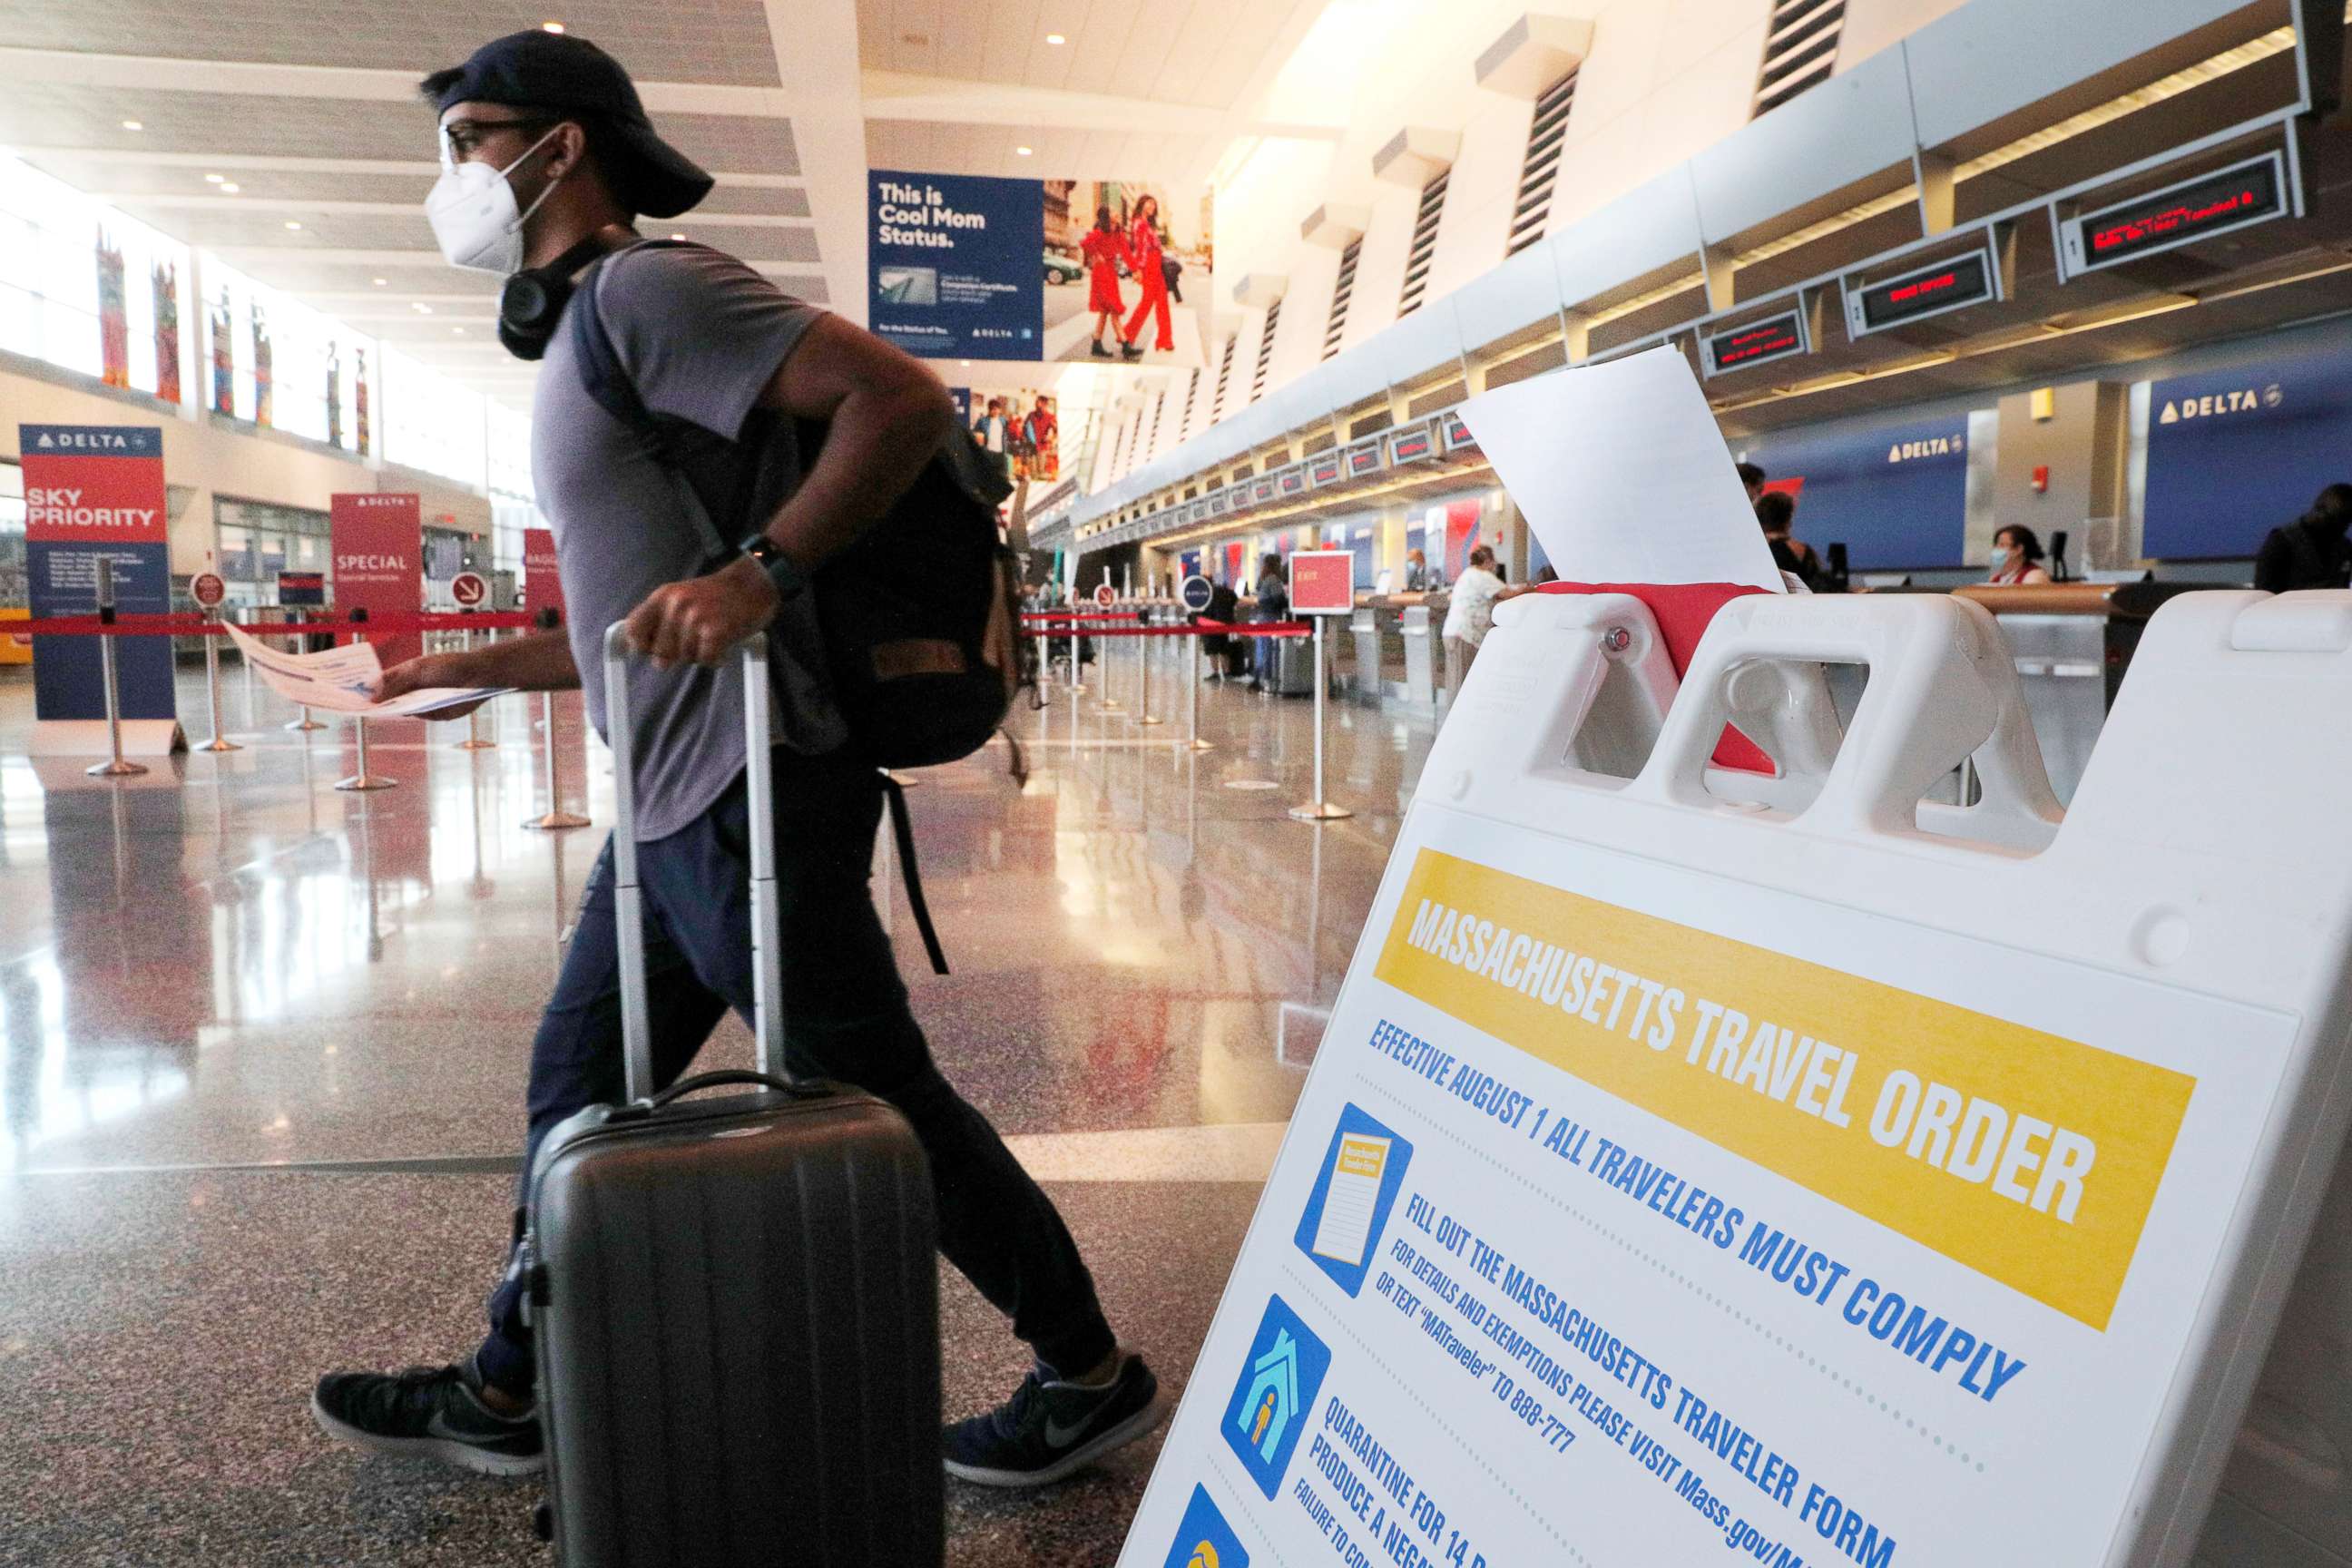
[1324,238,1362,359]
[1398,171,1449,317]
[196,260,371,451]
[2,461,27,611]
[0,153,188,398]
[382,348,488,490]
[1754,0,1846,118]
[1509,72,1578,255]
[1250,298,1283,402]
[1210,332,1239,422]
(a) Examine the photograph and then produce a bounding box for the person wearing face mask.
[310,29,1158,1494]
[1984,525,2052,585]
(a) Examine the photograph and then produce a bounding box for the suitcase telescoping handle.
[603,622,786,1101]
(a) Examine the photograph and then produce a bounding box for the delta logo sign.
[18,424,166,544]
[2158,383,2284,425]
[1886,433,1964,465]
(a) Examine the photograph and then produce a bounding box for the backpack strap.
[569,240,959,977]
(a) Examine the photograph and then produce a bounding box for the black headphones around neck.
[496,234,626,362]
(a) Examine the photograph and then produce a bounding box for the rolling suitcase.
[524,625,944,1567]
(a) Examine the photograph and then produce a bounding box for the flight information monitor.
[1845,246,1997,337]
[1701,306,1811,377]
[2061,152,2290,276]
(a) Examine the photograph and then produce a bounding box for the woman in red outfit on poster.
[1080,206,1129,358]
[1118,194,1174,358]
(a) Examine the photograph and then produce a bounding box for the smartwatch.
[740,535,808,602]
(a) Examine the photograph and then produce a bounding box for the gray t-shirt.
[533,243,839,840]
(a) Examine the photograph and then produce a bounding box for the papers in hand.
[1458,345,1783,593]
[220,621,509,717]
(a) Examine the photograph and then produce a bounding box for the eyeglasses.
[440,117,555,163]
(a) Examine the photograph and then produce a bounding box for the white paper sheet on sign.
[1459,345,1783,592]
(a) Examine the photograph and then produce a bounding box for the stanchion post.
[1289,620,1352,821]
[1185,627,1212,751]
[1097,623,1124,713]
[85,557,147,779]
[455,616,496,750]
[1137,612,1164,727]
[195,602,240,752]
[524,607,589,829]
[1068,620,1084,694]
[284,606,326,731]
[334,606,395,792]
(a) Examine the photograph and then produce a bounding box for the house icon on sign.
[1236,1329,1300,1455]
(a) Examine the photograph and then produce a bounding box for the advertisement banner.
[21,424,175,722]
[1738,413,1973,570]
[873,170,1211,366]
[523,527,564,625]
[2142,345,2352,559]
[962,389,1061,485]
[330,493,421,671]
[1119,799,2295,1568]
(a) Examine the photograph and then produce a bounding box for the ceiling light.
[454,327,467,335]
[373,277,387,286]
[1045,33,1065,44]
[671,231,686,240]
[1015,145,1034,157]
[542,20,564,33]
[121,120,142,131]
[283,220,302,230]
[413,303,433,314]
[203,172,223,183]
[219,182,240,193]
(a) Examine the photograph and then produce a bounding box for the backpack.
[568,240,1024,974]
[568,240,1023,775]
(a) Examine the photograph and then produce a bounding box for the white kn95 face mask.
[426,124,566,275]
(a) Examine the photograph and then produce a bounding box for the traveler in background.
[1250,551,1288,691]
[2254,484,2352,593]
[1985,524,2053,585]
[309,28,1161,1492]
[1755,491,1821,590]
[1202,570,1242,680]
[1738,461,1767,505]
[1404,548,1429,592]
[1080,205,1128,359]
[1442,544,1504,694]
[1117,195,1175,359]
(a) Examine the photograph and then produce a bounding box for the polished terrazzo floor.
[0,646,1438,1567]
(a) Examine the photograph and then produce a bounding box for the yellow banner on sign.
[1373,849,2195,1330]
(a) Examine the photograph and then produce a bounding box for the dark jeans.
[475,751,1114,1395]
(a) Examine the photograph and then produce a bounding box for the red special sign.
[331,492,422,668]
[1289,549,1355,616]
[20,424,167,544]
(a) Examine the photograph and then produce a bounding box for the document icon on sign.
[1309,1135,1391,1268]
[1292,1102,1413,1298]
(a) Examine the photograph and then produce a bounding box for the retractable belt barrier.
[1118,583,2352,1568]
[16,610,539,638]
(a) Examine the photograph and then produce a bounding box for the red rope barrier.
[12,611,542,638]
[1022,617,1311,638]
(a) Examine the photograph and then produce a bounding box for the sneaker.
[943,1352,1166,1488]
[310,1359,544,1477]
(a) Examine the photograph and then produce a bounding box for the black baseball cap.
[422,31,714,220]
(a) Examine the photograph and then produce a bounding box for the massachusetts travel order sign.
[1120,770,2293,1566]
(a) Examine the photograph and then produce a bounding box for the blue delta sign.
[869,170,1044,360]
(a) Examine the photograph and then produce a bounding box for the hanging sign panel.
[2061,152,2292,278]
[1737,412,1974,571]
[1703,307,1812,377]
[20,423,175,722]
[1844,248,1998,338]
[2142,341,2352,559]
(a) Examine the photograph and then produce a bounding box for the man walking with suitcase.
[309,29,1161,1492]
